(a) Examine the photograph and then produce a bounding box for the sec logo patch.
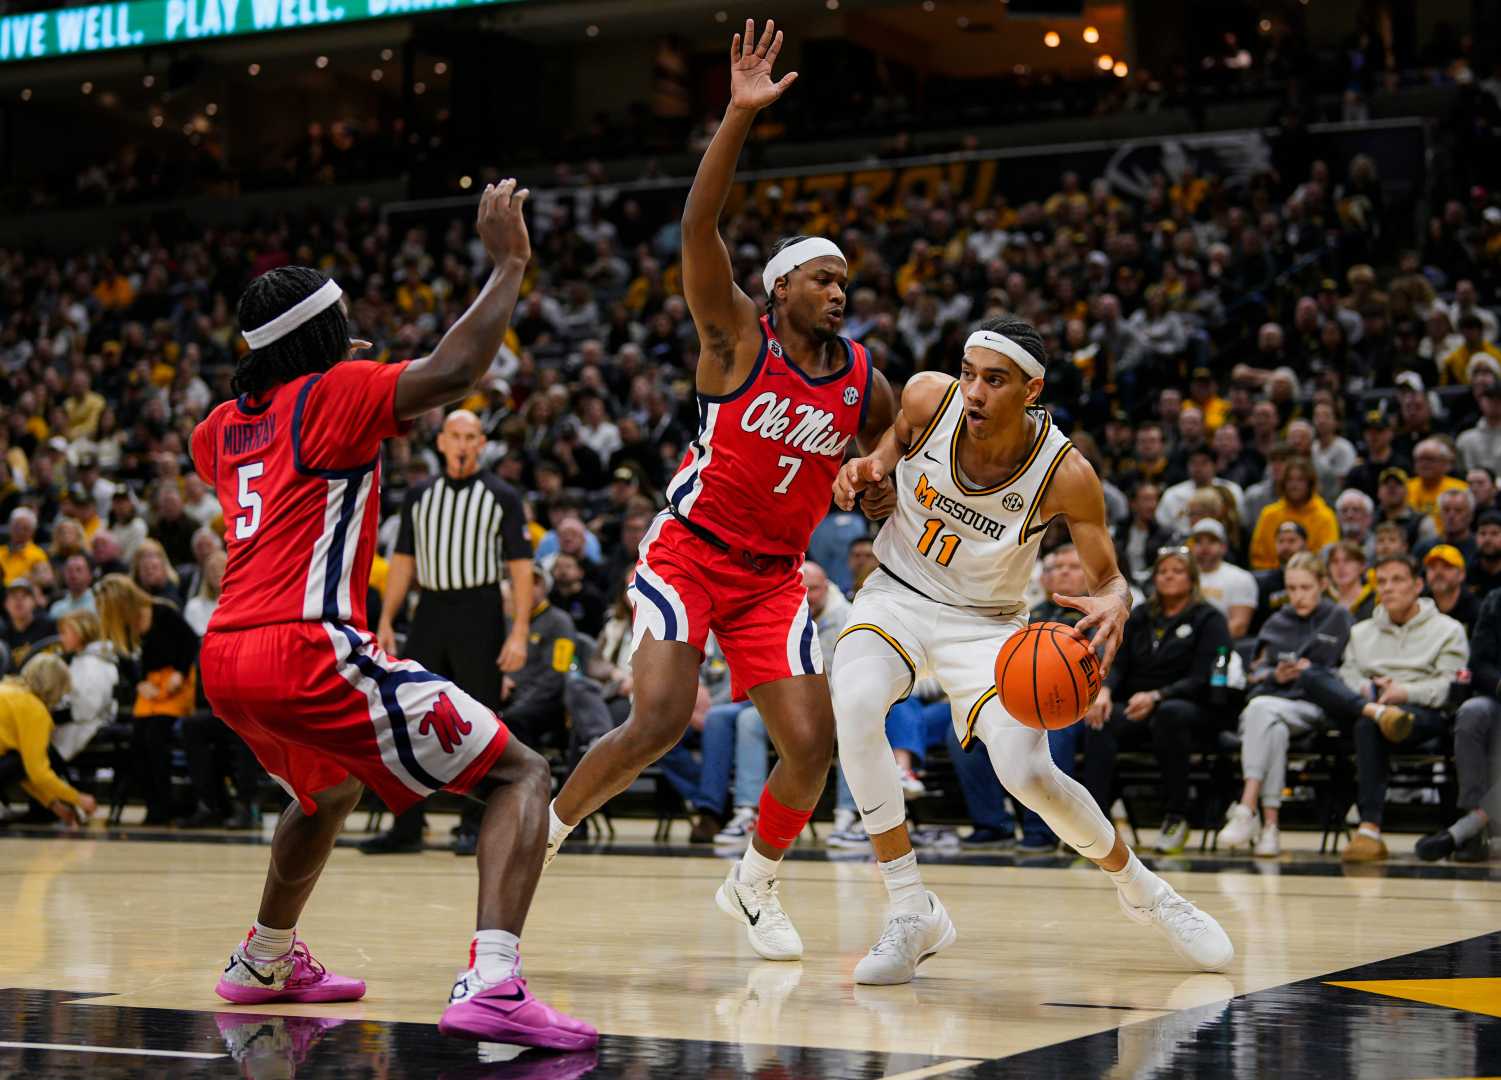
[1002,492,1024,512]
[768,339,785,358]
[843,386,860,406]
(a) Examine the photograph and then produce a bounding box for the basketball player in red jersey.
[192,181,595,1051]
[546,20,897,961]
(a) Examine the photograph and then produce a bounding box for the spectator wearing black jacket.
[1082,546,1232,855]
[1470,511,1501,596]
[1113,483,1172,589]
[96,573,199,825]
[1418,588,1501,863]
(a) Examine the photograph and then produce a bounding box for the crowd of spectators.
[0,96,1499,860]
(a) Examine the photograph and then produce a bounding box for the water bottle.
[1210,645,1230,705]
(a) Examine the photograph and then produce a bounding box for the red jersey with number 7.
[190,359,411,634]
[666,315,871,556]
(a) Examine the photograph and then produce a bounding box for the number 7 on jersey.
[772,455,802,494]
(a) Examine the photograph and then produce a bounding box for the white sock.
[737,843,781,887]
[246,922,294,961]
[1107,851,1170,909]
[471,929,522,983]
[1358,824,1382,840]
[548,801,574,848]
[879,851,928,916]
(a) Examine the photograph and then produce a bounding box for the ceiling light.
[1114,61,1129,77]
[459,175,472,189]
[1083,26,1099,44]
[1044,31,1060,47]
[248,63,260,76]
[81,81,93,94]
[1097,54,1114,70]
[380,48,393,61]
[315,55,328,69]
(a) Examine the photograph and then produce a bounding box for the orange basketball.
[994,621,1102,730]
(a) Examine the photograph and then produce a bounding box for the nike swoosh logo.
[861,802,886,816]
[486,988,528,1002]
[922,451,939,463]
[735,893,761,926]
[233,957,277,986]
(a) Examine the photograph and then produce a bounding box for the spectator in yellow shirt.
[1440,314,1501,385]
[1408,438,1469,522]
[62,371,106,441]
[0,654,95,825]
[2,508,49,585]
[1188,367,1232,431]
[1249,459,1340,570]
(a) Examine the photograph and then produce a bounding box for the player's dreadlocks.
[764,234,812,318]
[232,267,349,399]
[976,314,1048,372]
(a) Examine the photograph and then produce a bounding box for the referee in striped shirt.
[360,409,533,854]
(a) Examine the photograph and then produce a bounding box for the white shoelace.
[869,914,927,958]
[1153,893,1209,938]
[750,879,794,929]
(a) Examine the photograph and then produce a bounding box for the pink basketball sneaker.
[215,937,367,1005]
[439,970,598,1051]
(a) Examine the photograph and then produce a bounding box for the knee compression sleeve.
[829,634,912,837]
[978,711,1116,858]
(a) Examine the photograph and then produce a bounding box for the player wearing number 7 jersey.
[190,180,596,1051]
[545,18,895,961]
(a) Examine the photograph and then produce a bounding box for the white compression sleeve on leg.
[976,711,1116,859]
[830,633,913,838]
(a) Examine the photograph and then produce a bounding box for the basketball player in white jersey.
[831,316,1234,984]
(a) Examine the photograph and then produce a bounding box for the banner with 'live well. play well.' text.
[0,0,521,65]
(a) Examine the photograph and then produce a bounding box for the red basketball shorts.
[200,621,510,815]
[628,512,822,700]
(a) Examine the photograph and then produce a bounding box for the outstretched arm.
[834,372,950,511]
[1041,451,1132,674]
[682,20,798,386]
[394,180,530,419]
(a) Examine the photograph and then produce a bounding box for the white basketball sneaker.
[1118,887,1234,972]
[714,863,804,961]
[1216,803,1260,851]
[853,892,957,985]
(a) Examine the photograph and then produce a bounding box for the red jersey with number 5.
[190,359,410,634]
[666,315,871,556]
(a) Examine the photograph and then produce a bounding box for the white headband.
[242,279,343,350]
[762,238,846,297]
[964,330,1045,379]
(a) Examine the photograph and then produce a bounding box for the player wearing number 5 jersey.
[191,180,595,1051]
[546,18,895,962]
[830,316,1234,985]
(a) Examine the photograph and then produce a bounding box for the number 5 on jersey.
[235,461,265,539]
[916,517,960,567]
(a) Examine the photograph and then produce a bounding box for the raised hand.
[729,19,797,112]
[476,178,531,268]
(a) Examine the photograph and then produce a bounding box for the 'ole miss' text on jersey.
[632,315,871,699]
[666,314,872,555]
[190,359,512,818]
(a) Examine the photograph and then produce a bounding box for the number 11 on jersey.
[916,517,960,566]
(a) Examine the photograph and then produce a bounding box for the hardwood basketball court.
[2,818,1499,1077]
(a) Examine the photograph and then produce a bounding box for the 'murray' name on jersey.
[913,472,1006,541]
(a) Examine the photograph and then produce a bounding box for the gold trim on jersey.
[902,380,958,460]
[950,407,1050,496]
[1019,442,1076,546]
[960,687,998,751]
[835,623,917,699]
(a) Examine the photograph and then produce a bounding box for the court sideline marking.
[879,1059,983,1080]
[0,1041,226,1060]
